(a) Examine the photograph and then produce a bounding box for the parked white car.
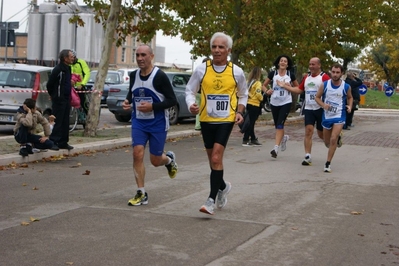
[0,64,53,125]
[118,68,137,84]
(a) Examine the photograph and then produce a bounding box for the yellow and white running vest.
[199,60,238,122]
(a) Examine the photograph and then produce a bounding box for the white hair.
[210,32,233,50]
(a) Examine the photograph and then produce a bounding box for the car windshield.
[88,71,121,84]
[0,70,34,88]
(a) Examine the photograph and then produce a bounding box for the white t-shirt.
[268,70,296,106]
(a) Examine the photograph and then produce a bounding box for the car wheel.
[114,114,131,123]
[169,105,179,125]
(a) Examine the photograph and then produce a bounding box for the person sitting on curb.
[14,98,59,157]
[32,111,56,153]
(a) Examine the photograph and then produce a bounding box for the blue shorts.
[322,119,345,130]
[132,128,167,156]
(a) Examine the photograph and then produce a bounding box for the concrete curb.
[0,130,201,167]
[1,108,397,166]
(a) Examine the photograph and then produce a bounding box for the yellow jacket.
[247,80,263,107]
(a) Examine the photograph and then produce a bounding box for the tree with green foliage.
[360,33,399,89]
[57,0,399,134]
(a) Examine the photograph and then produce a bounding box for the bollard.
[360,95,365,105]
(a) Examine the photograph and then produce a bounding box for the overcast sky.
[2,0,204,67]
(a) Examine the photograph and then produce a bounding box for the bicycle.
[69,87,93,132]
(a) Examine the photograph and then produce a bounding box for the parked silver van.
[0,64,53,125]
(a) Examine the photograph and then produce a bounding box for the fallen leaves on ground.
[29,217,40,222]
[70,162,82,168]
[82,170,91,175]
[350,211,363,215]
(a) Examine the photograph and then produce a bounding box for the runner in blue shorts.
[315,63,353,173]
[122,45,178,206]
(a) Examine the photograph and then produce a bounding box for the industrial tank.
[57,2,78,13]
[27,13,44,61]
[59,13,76,51]
[42,13,61,61]
[38,2,57,13]
[76,13,94,62]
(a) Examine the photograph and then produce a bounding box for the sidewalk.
[0,124,201,167]
[1,108,397,167]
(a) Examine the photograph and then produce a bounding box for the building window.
[132,48,136,62]
[121,47,126,62]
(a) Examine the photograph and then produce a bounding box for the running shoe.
[26,144,34,154]
[280,135,289,151]
[200,198,215,215]
[128,190,148,206]
[270,149,278,158]
[242,140,251,147]
[302,156,312,166]
[32,148,49,153]
[19,146,29,157]
[165,151,178,179]
[337,131,343,148]
[324,163,331,173]
[217,182,232,209]
[32,148,41,153]
[250,138,262,146]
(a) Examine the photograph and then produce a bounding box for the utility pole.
[0,0,3,23]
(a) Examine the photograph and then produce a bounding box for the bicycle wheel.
[262,95,271,112]
[77,108,86,129]
[69,107,78,132]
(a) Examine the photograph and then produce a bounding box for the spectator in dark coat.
[344,72,362,129]
[46,49,75,150]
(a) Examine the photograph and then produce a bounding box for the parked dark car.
[106,72,194,124]
[86,70,124,105]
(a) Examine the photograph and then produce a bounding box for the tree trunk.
[84,0,122,137]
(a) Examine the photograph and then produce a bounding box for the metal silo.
[27,13,44,62]
[42,13,61,62]
[38,2,57,13]
[57,1,78,13]
[59,13,76,51]
[76,13,94,62]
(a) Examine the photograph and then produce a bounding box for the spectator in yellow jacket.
[242,66,264,146]
[70,50,91,113]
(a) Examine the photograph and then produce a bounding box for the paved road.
[1,112,398,265]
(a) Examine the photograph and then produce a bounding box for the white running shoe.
[280,135,289,151]
[199,198,215,215]
[302,156,312,166]
[217,182,232,209]
[324,163,331,173]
